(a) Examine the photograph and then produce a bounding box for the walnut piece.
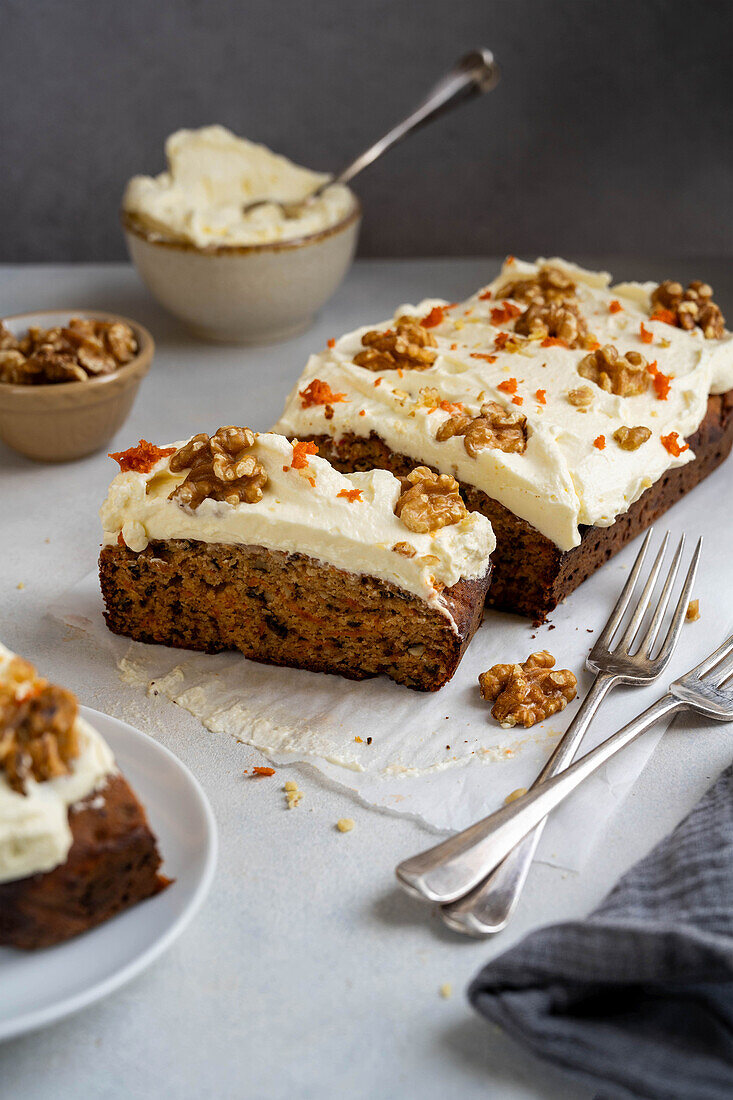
[354,316,437,372]
[0,317,138,385]
[497,263,578,305]
[577,345,650,396]
[0,657,80,794]
[436,401,527,456]
[613,425,652,451]
[514,300,589,349]
[478,651,577,729]
[392,541,417,557]
[567,385,594,408]
[651,280,725,339]
[395,466,468,534]
[169,426,268,510]
[686,599,700,622]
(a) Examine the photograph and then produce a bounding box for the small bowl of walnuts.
[0,310,154,462]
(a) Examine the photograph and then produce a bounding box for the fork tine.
[636,535,684,658]
[688,633,733,680]
[615,532,670,652]
[594,529,654,649]
[654,537,703,666]
[711,649,733,687]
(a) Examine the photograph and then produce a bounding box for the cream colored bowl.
[122,202,361,345]
[0,311,154,463]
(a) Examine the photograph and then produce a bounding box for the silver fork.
[395,528,702,913]
[396,628,733,906]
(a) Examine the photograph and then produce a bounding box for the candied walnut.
[436,401,527,456]
[0,317,138,386]
[478,651,577,729]
[395,466,468,534]
[0,661,80,795]
[498,263,578,306]
[169,426,268,510]
[515,299,589,349]
[613,425,652,451]
[650,280,725,339]
[354,316,437,372]
[577,345,650,396]
[567,385,594,408]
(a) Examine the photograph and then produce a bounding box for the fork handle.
[441,671,617,935]
[396,693,683,904]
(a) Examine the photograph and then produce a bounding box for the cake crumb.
[284,780,302,808]
[439,983,453,999]
[686,599,700,622]
[336,818,354,833]
[16,582,24,590]
[505,787,528,804]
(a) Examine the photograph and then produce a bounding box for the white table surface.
[1,260,731,1100]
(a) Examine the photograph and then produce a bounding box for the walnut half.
[514,300,589,349]
[395,467,468,534]
[0,659,80,794]
[479,651,577,729]
[169,426,268,510]
[651,280,725,339]
[436,401,527,456]
[354,316,437,372]
[497,263,578,306]
[578,345,650,397]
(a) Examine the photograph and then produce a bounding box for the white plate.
[0,707,217,1042]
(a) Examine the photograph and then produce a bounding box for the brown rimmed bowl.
[122,199,361,345]
[0,310,154,463]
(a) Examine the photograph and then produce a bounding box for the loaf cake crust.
[99,539,491,691]
[303,391,733,620]
[0,774,168,950]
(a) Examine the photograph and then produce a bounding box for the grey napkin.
[469,764,733,1100]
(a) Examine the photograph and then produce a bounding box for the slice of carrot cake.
[98,429,495,691]
[0,645,168,949]
[273,258,733,620]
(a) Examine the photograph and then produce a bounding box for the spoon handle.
[332,48,499,190]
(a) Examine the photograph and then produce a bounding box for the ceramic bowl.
[0,310,154,462]
[122,199,361,345]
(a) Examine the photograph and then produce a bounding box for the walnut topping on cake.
[478,651,577,729]
[0,317,138,385]
[515,299,589,349]
[650,280,725,339]
[169,426,268,509]
[395,467,468,533]
[577,345,650,396]
[497,263,578,306]
[567,385,594,408]
[436,401,528,456]
[0,657,80,794]
[613,425,652,451]
[354,317,437,372]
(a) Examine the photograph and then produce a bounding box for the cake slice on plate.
[273,258,733,620]
[0,645,168,950]
[99,429,495,691]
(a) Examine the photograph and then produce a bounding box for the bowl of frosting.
[122,126,361,344]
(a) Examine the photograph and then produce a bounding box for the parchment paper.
[52,510,730,872]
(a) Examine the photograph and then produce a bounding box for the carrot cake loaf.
[98,429,495,691]
[0,645,168,950]
[274,257,733,620]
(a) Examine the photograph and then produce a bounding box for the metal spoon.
[243,48,500,218]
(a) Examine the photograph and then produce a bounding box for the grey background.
[2,0,731,262]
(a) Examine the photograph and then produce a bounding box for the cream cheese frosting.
[123,125,356,247]
[0,644,116,885]
[100,432,495,631]
[273,257,733,551]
